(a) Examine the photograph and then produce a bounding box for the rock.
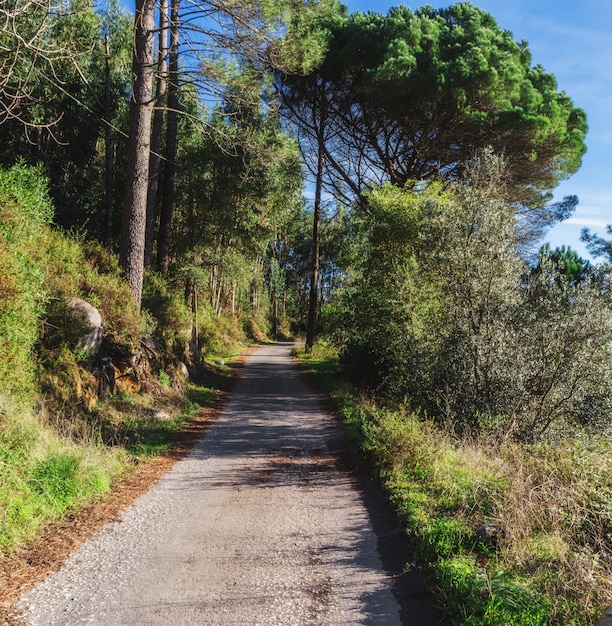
[599,606,612,626]
[151,410,172,421]
[65,297,103,352]
[177,361,189,380]
[475,523,508,549]
[213,359,225,367]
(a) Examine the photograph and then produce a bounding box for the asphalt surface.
[16,343,436,625]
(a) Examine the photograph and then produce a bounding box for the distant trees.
[169,69,304,324]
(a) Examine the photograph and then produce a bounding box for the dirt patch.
[0,350,252,625]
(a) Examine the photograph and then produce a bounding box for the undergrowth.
[0,163,243,559]
[0,396,123,556]
[297,344,612,626]
[0,377,219,558]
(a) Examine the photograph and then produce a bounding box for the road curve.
[16,343,404,625]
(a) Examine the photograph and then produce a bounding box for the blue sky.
[344,0,612,259]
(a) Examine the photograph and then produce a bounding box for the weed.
[29,454,80,511]
[156,370,172,387]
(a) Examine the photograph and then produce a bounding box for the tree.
[171,70,303,320]
[272,0,345,350]
[536,244,592,285]
[336,153,612,440]
[0,0,62,125]
[144,0,170,266]
[279,3,587,222]
[582,225,612,262]
[119,0,324,304]
[0,0,132,238]
[276,3,587,351]
[120,0,156,306]
[156,0,180,277]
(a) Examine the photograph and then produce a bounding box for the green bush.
[337,165,612,441]
[0,164,53,398]
[142,271,191,357]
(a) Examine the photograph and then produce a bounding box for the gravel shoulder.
[8,343,443,625]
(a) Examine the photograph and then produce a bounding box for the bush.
[142,271,191,357]
[0,164,53,398]
[337,164,612,441]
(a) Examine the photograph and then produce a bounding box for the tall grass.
[298,347,612,625]
[0,397,123,556]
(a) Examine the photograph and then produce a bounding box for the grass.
[296,345,612,626]
[0,398,123,556]
[0,374,222,558]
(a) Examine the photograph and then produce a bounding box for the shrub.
[337,163,612,441]
[142,271,191,357]
[0,164,53,398]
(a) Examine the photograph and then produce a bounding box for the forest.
[1,0,611,623]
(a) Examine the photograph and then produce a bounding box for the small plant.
[156,370,172,387]
[29,454,81,512]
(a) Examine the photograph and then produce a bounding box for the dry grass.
[336,399,612,624]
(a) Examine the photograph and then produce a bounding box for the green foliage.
[338,183,443,393]
[269,0,346,74]
[38,234,147,350]
[197,304,251,358]
[280,2,587,219]
[336,155,612,440]
[142,272,191,357]
[537,244,592,285]
[437,558,552,626]
[0,0,132,239]
[0,164,53,398]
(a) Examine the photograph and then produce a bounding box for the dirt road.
[16,343,439,625]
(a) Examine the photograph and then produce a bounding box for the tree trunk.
[120,0,156,307]
[156,0,180,277]
[305,135,323,353]
[103,35,114,248]
[144,0,169,267]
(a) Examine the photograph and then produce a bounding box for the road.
[16,343,438,625]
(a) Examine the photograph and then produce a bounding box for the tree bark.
[144,0,170,267]
[305,132,323,353]
[103,35,114,248]
[120,0,156,306]
[156,0,180,277]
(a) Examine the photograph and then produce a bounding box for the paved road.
[17,343,406,625]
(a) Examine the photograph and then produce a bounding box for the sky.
[343,0,612,260]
